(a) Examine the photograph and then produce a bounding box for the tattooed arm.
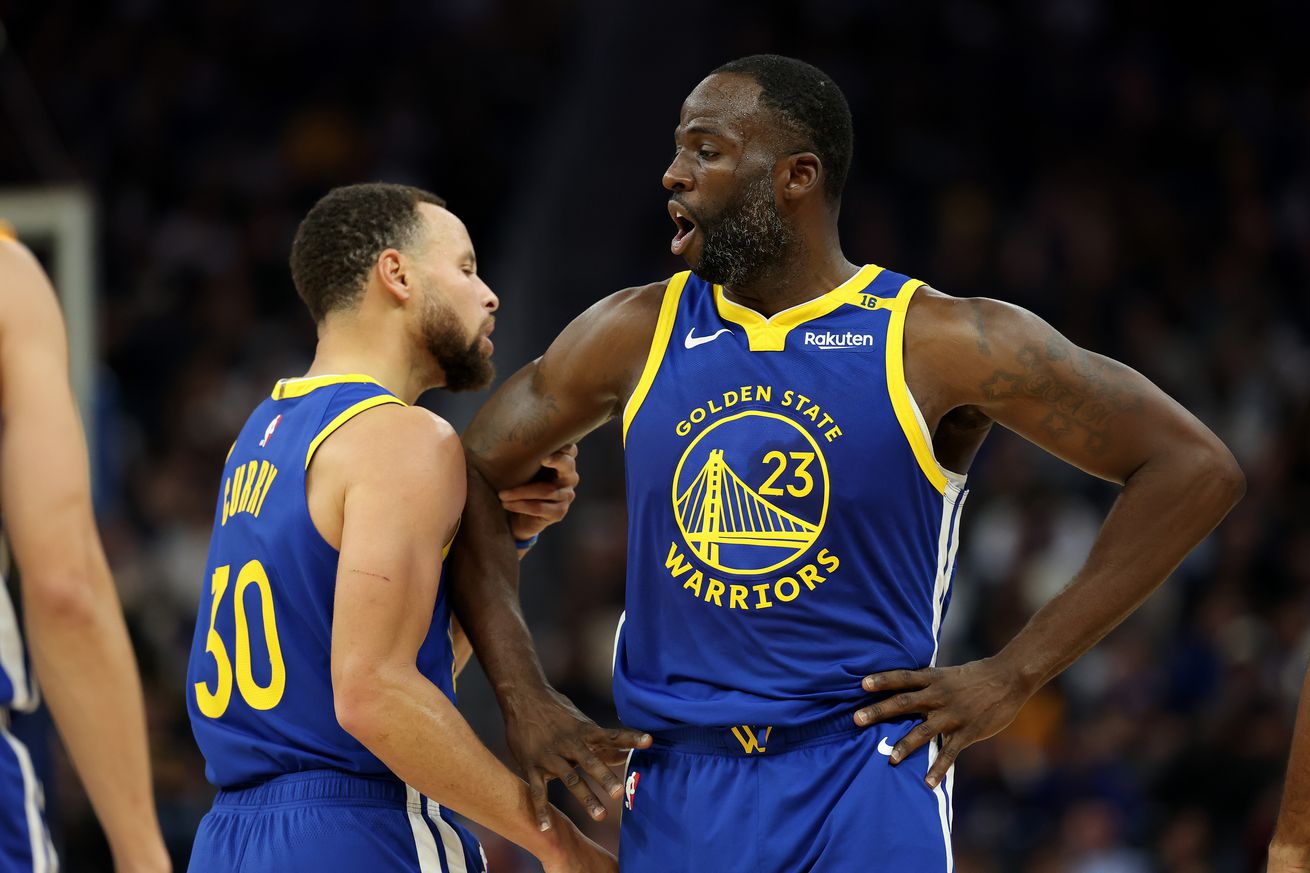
[856,290,1245,789]
[451,283,664,829]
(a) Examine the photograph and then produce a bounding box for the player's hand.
[503,684,651,828]
[854,657,1032,788]
[538,811,618,873]
[500,444,579,543]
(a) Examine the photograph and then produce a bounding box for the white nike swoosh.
[684,327,733,349]
[877,738,896,757]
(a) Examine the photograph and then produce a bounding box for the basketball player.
[0,232,169,871]
[1269,663,1310,872]
[185,184,617,872]
[451,56,1246,870]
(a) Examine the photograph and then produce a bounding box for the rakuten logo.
[802,331,876,350]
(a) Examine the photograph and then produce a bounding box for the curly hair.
[290,183,446,323]
[713,55,854,202]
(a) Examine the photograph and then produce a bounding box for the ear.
[375,249,411,303]
[778,152,822,202]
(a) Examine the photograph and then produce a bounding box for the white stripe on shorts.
[406,784,444,872]
[926,740,955,873]
[426,799,469,873]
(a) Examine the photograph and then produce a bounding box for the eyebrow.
[676,124,728,139]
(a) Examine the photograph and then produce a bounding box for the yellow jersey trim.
[273,374,386,400]
[713,264,884,352]
[622,272,690,446]
[441,517,461,561]
[305,395,406,470]
[884,278,949,494]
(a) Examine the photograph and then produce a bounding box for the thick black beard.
[423,305,495,392]
[692,171,795,288]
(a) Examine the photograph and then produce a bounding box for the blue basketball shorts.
[188,770,487,873]
[0,715,57,873]
[619,713,955,873]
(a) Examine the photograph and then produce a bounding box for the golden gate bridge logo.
[672,411,829,576]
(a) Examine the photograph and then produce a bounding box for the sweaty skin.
[454,69,1244,828]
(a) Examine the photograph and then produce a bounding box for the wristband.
[515,533,540,550]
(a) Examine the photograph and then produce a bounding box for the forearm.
[340,668,562,860]
[24,548,166,866]
[996,442,1243,691]
[1271,664,1310,864]
[449,461,551,703]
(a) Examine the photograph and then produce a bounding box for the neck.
[301,320,435,405]
[720,229,859,318]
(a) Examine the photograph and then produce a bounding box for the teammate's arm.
[0,240,170,872]
[857,292,1245,788]
[446,444,582,677]
[327,405,612,872]
[1269,662,1310,871]
[452,286,662,829]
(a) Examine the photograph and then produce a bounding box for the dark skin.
[453,71,1246,830]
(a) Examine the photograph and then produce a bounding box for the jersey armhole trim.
[305,395,407,470]
[885,278,959,495]
[621,272,690,446]
[441,516,460,561]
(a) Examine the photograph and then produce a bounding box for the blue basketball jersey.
[615,265,969,731]
[186,375,459,788]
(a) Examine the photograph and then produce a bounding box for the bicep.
[463,290,655,489]
[957,301,1217,483]
[331,423,465,674]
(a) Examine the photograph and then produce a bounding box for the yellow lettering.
[797,564,826,590]
[803,404,820,421]
[229,464,246,518]
[677,420,692,437]
[756,385,771,403]
[254,466,279,516]
[246,461,271,516]
[707,398,722,414]
[740,385,753,402]
[683,570,703,597]
[795,394,811,412]
[782,390,794,407]
[818,413,834,429]
[729,585,748,609]
[775,577,800,602]
[753,583,774,609]
[690,407,706,424]
[705,578,725,607]
[825,425,843,442]
[221,477,232,526]
[236,461,259,513]
[817,548,840,574]
[722,390,738,409]
[665,542,695,578]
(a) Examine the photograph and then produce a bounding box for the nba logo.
[259,415,282,448]
[624,771,640,811]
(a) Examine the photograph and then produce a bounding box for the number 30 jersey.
[615,265,969,731]
[186,375,459,789]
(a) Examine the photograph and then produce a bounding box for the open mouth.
[668,201,699,256]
